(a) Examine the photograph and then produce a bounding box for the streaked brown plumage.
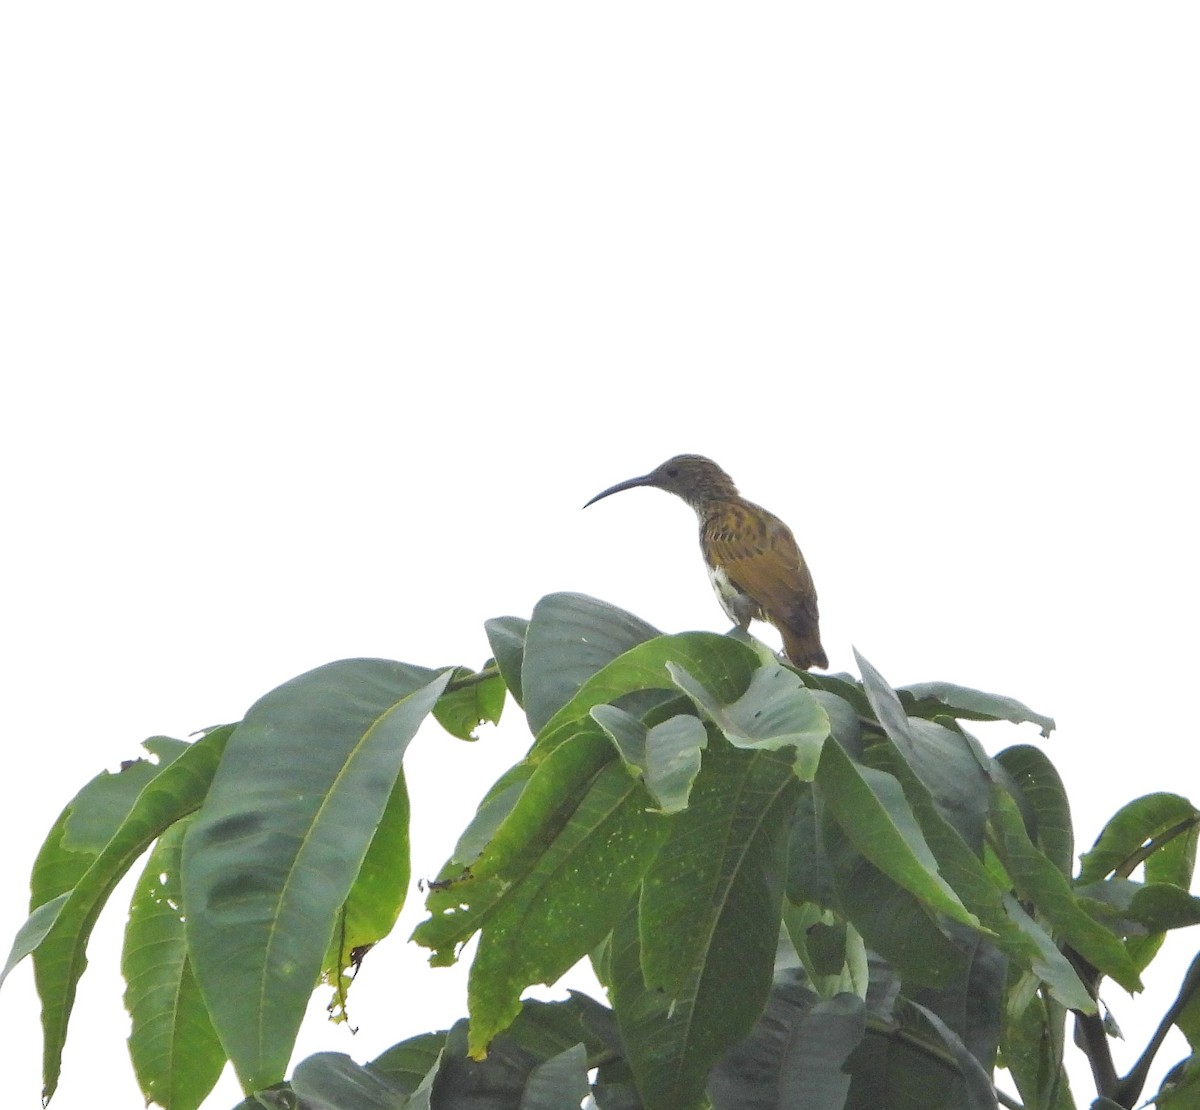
[584,455,827,670]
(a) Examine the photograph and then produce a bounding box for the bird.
[584,454,827,670]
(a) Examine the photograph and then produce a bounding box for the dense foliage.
[4,592,1199,1109]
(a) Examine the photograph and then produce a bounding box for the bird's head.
[584,454,739,511]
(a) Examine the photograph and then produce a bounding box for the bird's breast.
[706,561,760,627]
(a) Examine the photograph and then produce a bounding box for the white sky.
[2,5,1198,1108]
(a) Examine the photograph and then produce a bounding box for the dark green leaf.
[183,662,450,1091]
[708,973,864,1110]
[369,1031,447,1092]
[822,813,966,989]
[484,615,529,709]
[903,999,999,1110]
[430,1017,588,1109]
[612,746,799,1110]
[996,746,1074,878]
[291,1052,411,1110]
[521,593,660,734]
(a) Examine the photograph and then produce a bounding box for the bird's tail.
[779,623,828,671]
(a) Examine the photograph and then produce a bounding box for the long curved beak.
[583,473,655,508]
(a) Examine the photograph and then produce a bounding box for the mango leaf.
[842,957,1000,1110]
[463,757,668,1057]
[60,737,191,852]
[999,978,1073,1110]
[0,894,67,992]
[990,789,1142,993]
[1078,793,1200,885]
[782,902,869,1000]
[822,815,967,989]
[448,764,535,868]
[668,660,829,779]
[996,746,1075,878]
[611,745,799,1110]
[536,632,759,756]
[321,769,412,1023]
[484,615,529,709]
[707,973,865,1110]
[864,735,1088,1010]
[430,1016,591,1109]
[856,652,991,849]
[902,999,999,1110]
[29,726,233,1104]
[433,664,506,741]
[413,719,669,1057]
[182,661,450,1093]
[368,1031,447,1091]
[123,815,225,1110]
[521,593,661,734]
[816,740,980,932]
[590,706,708,813]
[290,1052,416,1110]
[900,681,1055,737]
[414,727,615,963]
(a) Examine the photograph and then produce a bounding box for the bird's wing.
[703,503,824,666]
[703,504,818,622]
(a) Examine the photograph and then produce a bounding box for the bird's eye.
[666,467,678,477]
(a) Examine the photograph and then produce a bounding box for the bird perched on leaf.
[584,454,827,670]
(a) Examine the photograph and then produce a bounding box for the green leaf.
[484,615,529,709]
[707,974,865,1110]
[448,764,534,868]
[902,999,999,1110]
[414,727,615,964]
[464,756,668,1056]
[613,745,799,1110]
[996,746,1075,877]
[433,664,506,741]
[123,815,226,1110]
[0,894,68,991]
[290,1052,413,1109]
[816,739,980,932]
[368,1031,447,1092]
[590,706,707,813]
[999,980,1073,1110]
[182,661,450,1092]
[991,788,1142,994]
[668,659,829,778]
[522,1043,590,1109]
[1077,792,1200,885]
[521,593,661,734]
[29,726,233,1104]
[321,768,412,1023]
[900,681,1055,737]
[430,1011,594,1107]
[60,736,192,852]
[822,816,966,989]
